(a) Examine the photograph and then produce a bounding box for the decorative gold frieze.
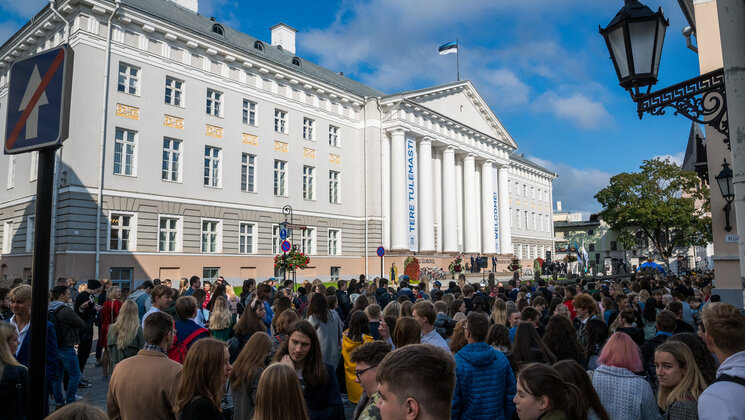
[164,114,184,129]
[116,104,140,120]
[242,133,258,145]
[206,124,223,138]
[274,141,288,152]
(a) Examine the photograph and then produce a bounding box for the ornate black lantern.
[715,159,735,231]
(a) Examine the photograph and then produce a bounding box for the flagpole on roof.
[456,38,460,81]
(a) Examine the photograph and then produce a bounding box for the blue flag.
[438,41,458,55]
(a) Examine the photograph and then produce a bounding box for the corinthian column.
[463,154,478,253]
[442,146,457,252]
[418,138,435,252]
[498,164,512,254]
[390,129,407,250]
[481,160,497,254]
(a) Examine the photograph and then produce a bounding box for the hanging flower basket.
[564,255,577,262]
[507,256,522,272]
[274,249,310,271]
[404,256,420,282]
[448,256,464,274]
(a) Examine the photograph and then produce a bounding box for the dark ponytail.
[518,363,588,420]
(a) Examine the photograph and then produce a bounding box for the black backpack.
[47,305,66,345]
[713,374,745,387]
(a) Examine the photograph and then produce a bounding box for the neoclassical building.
[0,0,556,287]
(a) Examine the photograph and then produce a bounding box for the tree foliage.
[595,158,711,265]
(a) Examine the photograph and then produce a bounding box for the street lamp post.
[715,159,735,232]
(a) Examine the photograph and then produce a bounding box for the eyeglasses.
[355,365,376,380]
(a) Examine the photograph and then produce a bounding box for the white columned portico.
[481,160,497,254]
[442,146,458,253]
[498,164,512,254]
[433,149,443,253]
[381,132,391,249]
[455,158,464,251]
[390,129,407,250]
[463,154,479,253]
[418,138,435,252]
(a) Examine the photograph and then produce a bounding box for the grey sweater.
[308,310,343,368]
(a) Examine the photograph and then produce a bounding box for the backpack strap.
[713,374,745,388]
[180,327,209,347]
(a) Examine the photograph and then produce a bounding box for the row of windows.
[513,209,551,232]
[116,128,342,202]
[0,215,342,256]
[514,181,549,202]
[514,243,548,261]
[117,63,342,146]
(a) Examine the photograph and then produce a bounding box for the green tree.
[595,158,711,268]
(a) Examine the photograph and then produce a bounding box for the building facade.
[0,0,556,287]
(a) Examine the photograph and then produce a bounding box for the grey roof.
[385,80,467,99]
[119,0,385,98]
[554,220,601,229]
[510,152,556,176]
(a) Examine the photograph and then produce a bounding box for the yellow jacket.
[341,331,374,404]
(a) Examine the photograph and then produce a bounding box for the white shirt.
[141,306,160,328]
[421,328,450,352]
[9,315,29,357]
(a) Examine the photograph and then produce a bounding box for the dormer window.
[292,57,301,67]
[212,24,224,36]
[254,41,264,52]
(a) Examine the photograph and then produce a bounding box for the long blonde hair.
[491,298,507,326]
[253,363,309,420]
[178,278,189,296]
[209,296,231,331]
[0,322,22,379]
[655,341,707,410]
[109,300,140,349]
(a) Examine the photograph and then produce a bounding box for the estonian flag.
[438,41,458,55]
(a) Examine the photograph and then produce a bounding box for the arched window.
[253,41,264,52]
[291,57,301,67]
[211,24,224,36]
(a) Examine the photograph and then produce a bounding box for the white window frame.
[303,165,315,200]
[6,156,15,189]
[531,186,535,199]
[327,228,341,256]
[329,125,340,147]
[272,224,282,254]
[25,216,34,252]
[157,215,183,252]
[238,221,258,254]
[515,209,520,229]
[206,88,223,117]
[2,221,14,253]
[274,109,287,133]
[329,170,340,204]
[303,117,315,141]
[301,227,316,255]
[162,137,182,182]
[117,62,140,95]
[274,159,287,197]
[200,218,222,253]
[165,76,184,107]
[113,127,137,176]
[243,99,257,126]
[29,151,38,182]
[241,153,256,193]
[532,212,536,231]
[204,146,221,188]
[525,212,529,230]
[107,211,137,251]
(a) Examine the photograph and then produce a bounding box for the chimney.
[556,201,562,212]
[270,23,298,54]
[168,0,198,13]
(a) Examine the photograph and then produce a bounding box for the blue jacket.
[453,342,516,420]
[395,287,415,303]
[16,321,60,382]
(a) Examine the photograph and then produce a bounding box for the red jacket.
[100,300,122,348]
[563,298,577,320]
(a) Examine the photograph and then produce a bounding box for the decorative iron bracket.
[636,68,729,149]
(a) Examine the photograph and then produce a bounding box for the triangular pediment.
[385,81,517,149]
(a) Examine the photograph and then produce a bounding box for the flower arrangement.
[533,258,543,276]
[563,255,578,262]
[274,249,310,271]
[448,256,464,274]
[507,256,521,272]
[404,256,420,282]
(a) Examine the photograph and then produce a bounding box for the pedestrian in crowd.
[654,341,706,419]
[365,304,383,340]
[382,300,401,319]
[255,284,274,331]
[178,278,189,297]
[508,323,556,375]
[231,298,267,358]
[375,344,455,420]
[400,300,414,317]
[542,315,585,366]
[75,279,103,380]
[192,289,208,327]
[336,280,353,323]
[107,312,182,420]
[173,296,210,357]
[668,332,718,385]
[448,319,468,354]
[206,283,227,312]
[513,363,587,420]
[174,338,231,420]
[0,321,27,419]
[614,307,645,346]
[590,332,660,420]
[386,316,420,350]
[641,309,677,392]
[349,341,392,420]
[269,308,299,358]
[306,292,343,369]
[375,278,393,309]
[252,363,309,420]
[449,299,466,319]
[274,320,345,420]
[183,276,200,297]
[553,360,610,420]
[230,332,272,420]
[487,324,511,354]
[573,293,599,348]
[490,298,508,326]
[342,310,374,404]
[99,285,122,377]
[0,287,13,321]
[642,297,660,341]
[412,301,449,351]
[107,300,144,373]
[142,285,175,328]
[46,402,108,419]
[698,302,745,420]
[585,319,609,370]
[127,280,154,320]
[48,285,85,407]
[452,312,516,420]
[201,281,213,310]
[208,296,236,342]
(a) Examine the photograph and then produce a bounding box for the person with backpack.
[170,296,210,363]
[107,311,182,420]
[126,281,154,321]
[49,285,86,407]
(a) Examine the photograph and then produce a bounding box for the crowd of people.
[0,270,744,420]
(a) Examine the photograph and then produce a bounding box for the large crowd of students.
[0,270,744,420]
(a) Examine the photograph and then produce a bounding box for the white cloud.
[527,156,612,214]
[654,151,685,166]
[533,91,613,130]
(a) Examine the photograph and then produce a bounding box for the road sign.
[5,45,73,154]
[377,246,385,257]
[286,223,307,230]
[281,240,291,252]
[279,228,288,240]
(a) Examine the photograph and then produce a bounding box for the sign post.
[4,45,72,419]
[377,246,385,280]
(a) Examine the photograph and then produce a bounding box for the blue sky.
[0,0,701,214]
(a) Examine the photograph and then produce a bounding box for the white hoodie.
[699,350,745,420]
